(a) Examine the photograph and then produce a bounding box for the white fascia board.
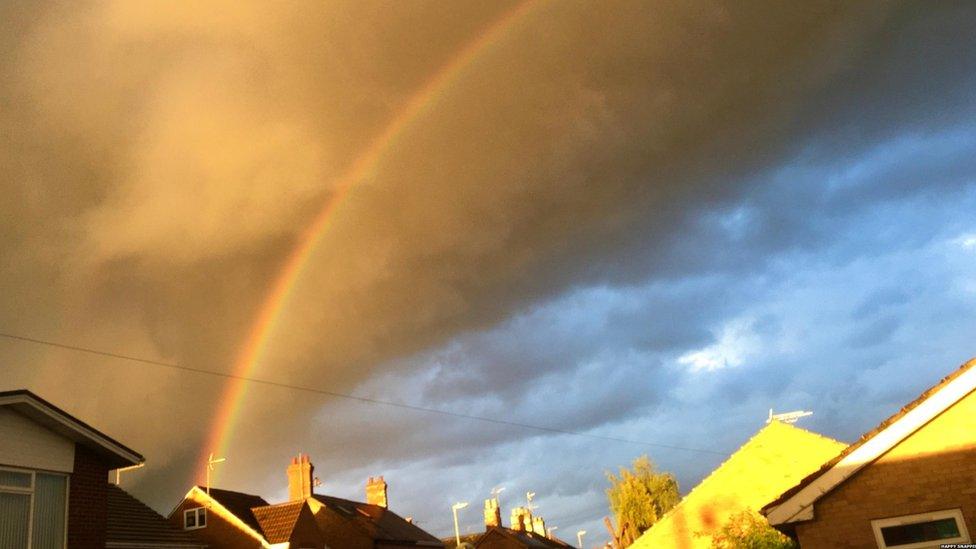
[767,364,976,525]
[0,393,143,465]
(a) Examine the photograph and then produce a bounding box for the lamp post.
[577,529,586,548]
[452,501,469,546]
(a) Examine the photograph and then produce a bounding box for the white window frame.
[0,464,69,549]
[871,508,970,549]
[184,507,207,530]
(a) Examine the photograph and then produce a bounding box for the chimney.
[510,507,532,532]
[366,476,388,508]
[532,516,546,536]
[484,498,502,529]
[286,454,314,502]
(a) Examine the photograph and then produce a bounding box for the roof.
[252,501,306,543]
[0,389,143,468]
[106,484,204,548]
[764,357,976,525]
[442,531,483,548]
[473,527,572,548]
[312,494,443,545]
[631,421,845,549]
[200,486,270,535]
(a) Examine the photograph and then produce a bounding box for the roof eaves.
[0,389,143,467]
[763,357,976,524]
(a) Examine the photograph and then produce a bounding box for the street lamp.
[577,529,586,548]
[452,501,469,546]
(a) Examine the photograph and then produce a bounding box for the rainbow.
[198,0,543,483]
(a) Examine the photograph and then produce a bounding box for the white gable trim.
[766,361,976,525]
[0,393,142,466]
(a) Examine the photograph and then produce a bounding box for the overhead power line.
[0,331,725,456]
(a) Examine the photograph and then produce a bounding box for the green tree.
[710,510,796,549]
[605,455,680,544]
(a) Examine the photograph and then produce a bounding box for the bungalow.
[630,420,846,549]
[0,389,200,549]
[168,454,443,548]
[763,357,976,549]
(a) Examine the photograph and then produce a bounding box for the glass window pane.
[881,518,961,546]
[0,470,31,489]
[31,473,66,549]
[197,509,206,527]
[185,510,196,528]
[0,492,31,549]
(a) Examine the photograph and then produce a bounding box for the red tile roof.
[252,501,306,543]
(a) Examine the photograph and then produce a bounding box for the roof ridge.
[650,420,843,526]
[193,485,266,499]
[763,356,976,517]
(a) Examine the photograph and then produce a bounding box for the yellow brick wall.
[795,389,976,549]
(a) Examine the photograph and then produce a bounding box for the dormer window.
[184,507,207,530]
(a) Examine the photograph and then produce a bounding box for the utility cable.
[0,331,725,455]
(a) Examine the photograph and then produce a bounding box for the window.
[184,507,207,530]
[0,466,68,549]
[872,509,970,549]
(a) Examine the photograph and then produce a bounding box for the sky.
[2,0,976,544]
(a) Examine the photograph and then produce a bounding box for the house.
[442,498,572,548]
[168,486,273,548]
[0,389,198,549]
[763,357,976,549]
[106,483,206,549]
[168,454,444,548]
[630,420,846,549]
[1,389,144,547]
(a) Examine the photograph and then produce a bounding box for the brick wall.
[794,390,976,549]
[288,504,328,548]
[67,444,109,549]
[309,503,373,549]
[169,494,265,549]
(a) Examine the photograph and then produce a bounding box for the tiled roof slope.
[201,486,270,535]
[106,484,204,547]
[631,421,846,549]
[252,501,305,543]
[763,356,976,515]
[473,527,573,548]
[313,494,442,544]
[442,531,483,548]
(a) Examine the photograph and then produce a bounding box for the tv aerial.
[205,452,226,495]
[767,408,813,424]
